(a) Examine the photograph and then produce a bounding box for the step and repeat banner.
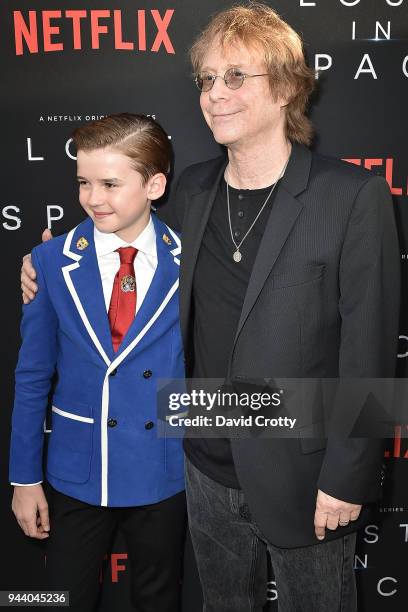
[1,1,407,610]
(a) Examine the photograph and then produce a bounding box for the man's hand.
[314,489,361,541]
[12,484,50,539]
[21,228,53,303]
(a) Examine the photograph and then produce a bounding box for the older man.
[21,4,399,611]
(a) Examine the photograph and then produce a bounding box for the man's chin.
[211,129,240,147]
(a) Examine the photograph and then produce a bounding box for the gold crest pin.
[121,275,136,293]
[76,237,89,250]
[162,233,172,246]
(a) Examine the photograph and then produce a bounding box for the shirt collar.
[94,215,157,259]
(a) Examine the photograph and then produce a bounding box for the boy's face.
[77,147,166,242]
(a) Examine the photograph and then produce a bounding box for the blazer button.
[143,370,152,379]
[145,421,154,430]
[107,418,117,428]
[110,368,118,377]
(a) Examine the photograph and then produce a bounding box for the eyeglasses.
[195,68,270,92]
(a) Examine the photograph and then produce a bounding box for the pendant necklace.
[226,155,290,263]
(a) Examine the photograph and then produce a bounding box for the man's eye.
[202,74,215,81]
[105,183,116,188]
[78,181,87,186]
[231,69,244,77]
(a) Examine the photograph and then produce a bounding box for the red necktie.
[108,247,138,352]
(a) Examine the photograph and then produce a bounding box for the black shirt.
[183,177,278,488]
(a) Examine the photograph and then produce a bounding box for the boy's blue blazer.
[9,214,185,507]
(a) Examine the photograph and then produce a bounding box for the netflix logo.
[13,9,175,56]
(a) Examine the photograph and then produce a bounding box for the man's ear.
[147,173,167,201]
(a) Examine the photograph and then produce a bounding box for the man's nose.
[208,75,229,102]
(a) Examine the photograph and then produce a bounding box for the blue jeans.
[185,457,357,612]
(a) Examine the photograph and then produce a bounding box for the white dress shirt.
[94,216,158,314]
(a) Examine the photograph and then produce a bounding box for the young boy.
[9,113,186,611]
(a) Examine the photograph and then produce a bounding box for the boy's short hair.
[72,113,172,184]
[190,2,315,146]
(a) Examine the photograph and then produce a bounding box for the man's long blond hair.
[190,2,315,146]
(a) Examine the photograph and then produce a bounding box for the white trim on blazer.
[52,406,94,424]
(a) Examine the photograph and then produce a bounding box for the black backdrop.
[1,1,407,610]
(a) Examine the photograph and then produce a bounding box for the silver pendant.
[233,250,242,263]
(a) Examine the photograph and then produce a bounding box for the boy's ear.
[147,173,167,201]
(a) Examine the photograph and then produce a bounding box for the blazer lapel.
[233,144,312,343]
[61,218,114,365]
[179,157,227,342]
[116,214,180,358]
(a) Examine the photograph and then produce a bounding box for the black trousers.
[44,483,186,612]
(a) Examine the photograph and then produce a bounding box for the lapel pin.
[76,237,89,250]
[162,233,172,246]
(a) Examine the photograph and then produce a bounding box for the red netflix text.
[384,425,408,459]
[13,9,175,56]
[343,158,407,196]
[99,553,128,583]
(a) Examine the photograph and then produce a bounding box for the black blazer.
[159,143,400,547]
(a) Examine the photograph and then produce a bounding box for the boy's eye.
[78,180,87,186]
[104,183,116,188]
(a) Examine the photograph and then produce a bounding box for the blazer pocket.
[47,398,93,484]
[270,264,325,289]
[299,437,327,454]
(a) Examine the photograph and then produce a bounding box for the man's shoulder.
[306,150,391,216]
[310,150,379,188]
[152,211,181,240]
[177,154,226,190]
[159,155,226,230]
